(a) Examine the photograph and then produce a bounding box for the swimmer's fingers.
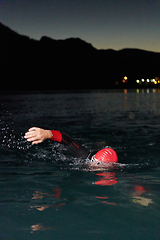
[32,140,43,145]
[28,127,38,132]
[25,127,41,139]
[24,128,41,144]
[26,136,42,143]
[24,132,37,140]
[24,127,50,144]
[25,132,44,144]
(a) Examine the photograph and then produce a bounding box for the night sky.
[1,0,160,52]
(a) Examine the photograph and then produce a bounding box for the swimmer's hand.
[24,127,52,144]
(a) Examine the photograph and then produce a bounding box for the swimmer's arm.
[24,127,90,158]
[24,127,53,144]
[24,127,80,146]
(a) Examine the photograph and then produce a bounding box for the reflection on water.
[30,187,66,212]
[31,223,54,233]
[132,196,154,207]
[132,185,154,207]
[28,170,154,216]
[95,172,118,186]
[96,196,116,206]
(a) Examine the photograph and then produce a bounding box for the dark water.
[0,89,160,240]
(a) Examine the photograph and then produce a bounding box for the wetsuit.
[50,130,118,164]
[51,130,90,159]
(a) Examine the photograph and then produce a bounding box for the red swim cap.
[94,148,118,163]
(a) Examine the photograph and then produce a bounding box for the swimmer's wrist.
[45,130,53,140]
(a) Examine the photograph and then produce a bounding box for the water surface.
[0,89,160,240]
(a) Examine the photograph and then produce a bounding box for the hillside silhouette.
[1,22,160,91]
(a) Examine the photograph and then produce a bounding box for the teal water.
[0,89,160,240]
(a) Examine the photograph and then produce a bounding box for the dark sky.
[1,0,160,52]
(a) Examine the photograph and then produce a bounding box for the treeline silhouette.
[1,22,160,91]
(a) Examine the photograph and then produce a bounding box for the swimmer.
[24,127,118,169]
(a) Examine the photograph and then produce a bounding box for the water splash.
[1,128,32,151]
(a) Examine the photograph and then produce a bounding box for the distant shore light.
[122,76,128,83]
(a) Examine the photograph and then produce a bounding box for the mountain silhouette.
[1,22,160,91]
